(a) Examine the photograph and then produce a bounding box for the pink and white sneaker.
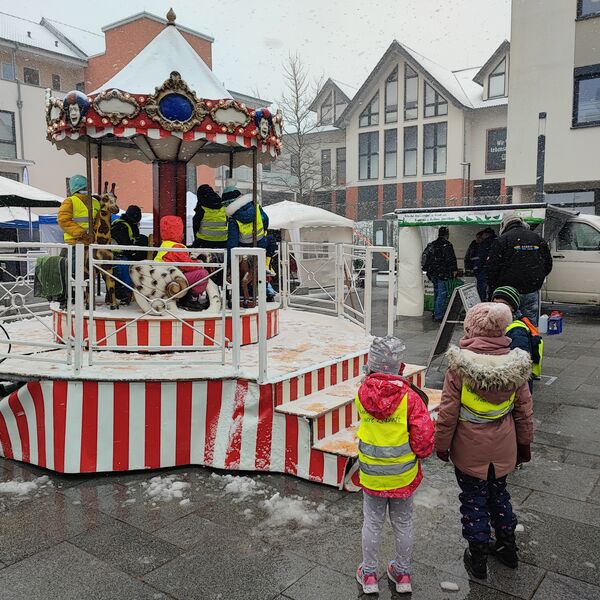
[387,563,412,594]
[356,566,379,594]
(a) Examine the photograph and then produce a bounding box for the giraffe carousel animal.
[91,182,120,309]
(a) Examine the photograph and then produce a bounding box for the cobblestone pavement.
[1,303,600,599]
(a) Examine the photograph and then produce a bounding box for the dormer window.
[424,82,447,117]
[359,93,379,127]
[488,58,507,98]
[320,91,333,125]
[335,92,347,121]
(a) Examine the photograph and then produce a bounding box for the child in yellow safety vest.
[435,303,533,580]
[355,336,434,595]
[492,285,543,393]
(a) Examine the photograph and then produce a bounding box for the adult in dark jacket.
[192,184,227,249]
[486,214,552,325]
[225,192,270,253]
[422,226,458,322]
[464,232,483,274]
[473,228,497,301]
[111,205,142,301]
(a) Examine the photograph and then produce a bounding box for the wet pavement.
[1,302,600,599]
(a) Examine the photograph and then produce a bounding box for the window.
[262,162,271,172]
[488,58,506,99]
[385,67,398,123]
[404,64,418,120]
[321,149,331,186]
[423,122,447,175]
[0,111,17,159]
[52,74,61,91]
[359,93,379,127]
[76,81,85,92]
[0,171,18,181]
[336,147,346,185]
[557,222,600,251]
[23,67,39,86]
[573,65,600,126]
[486,128,507,171]
[1,63,14,81]
[403,126,417,176]
[320,91,333,125]
[359,131,379,180]
[424,82,448,117]
[334,92,347,121]
[384,129,397,178]
[578,0,600,18]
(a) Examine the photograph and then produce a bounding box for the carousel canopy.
[46,15,282,169]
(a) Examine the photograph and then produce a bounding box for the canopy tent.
[0,207,40,229]
[263,200,354,230]
[0,176,62,208]
[387,203,579,317]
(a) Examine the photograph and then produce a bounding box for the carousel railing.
[0,241,73,368]
[280,241,396,335]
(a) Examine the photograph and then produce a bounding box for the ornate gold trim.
[45,91,63,126]
[144,71,206,132]
[92,89,141,125]
[209,100,251,133]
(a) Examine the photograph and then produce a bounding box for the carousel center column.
[152,160,187,244]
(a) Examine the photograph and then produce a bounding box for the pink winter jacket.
[435,336,534,480]
[357,373,435,498]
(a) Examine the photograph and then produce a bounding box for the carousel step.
[313,424,359,458]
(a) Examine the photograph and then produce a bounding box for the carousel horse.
[90,182,120,309]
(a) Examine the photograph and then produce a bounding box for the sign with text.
[486,127,507,172]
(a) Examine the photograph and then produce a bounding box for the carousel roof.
[92,25,231,99]
[46,14,282,169]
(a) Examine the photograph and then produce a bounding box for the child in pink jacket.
[355,336,434,595]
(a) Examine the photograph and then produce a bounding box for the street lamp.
[460,162,471,205]
[535,111,547,203]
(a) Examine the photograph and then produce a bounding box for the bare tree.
[274,53,332,202]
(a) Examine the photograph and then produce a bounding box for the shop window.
[573,65,600,126]
[0,111,17,159]
[404,64,418,120]
[359,93,379,127]
[385,67,398,123]
[384,129,397,178]
[23,67,39,86]
[403,126,417,176]
[488,58,507,98]
[423,122,447,175]
[359,131,379,180]
[424,82,448,117]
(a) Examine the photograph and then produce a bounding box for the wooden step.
[313,424,358,458]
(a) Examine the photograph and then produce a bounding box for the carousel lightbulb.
[123,119,129,125]
[238,128,244,134]
[60,120,65,126]
[221,126,227,132]
[87,118,93,124]
[252,129,257,136]
[102,118,108,124]
[140,120,146,126]
[139,97,145,103]
[206,124,212,131]
[124,93,130,98]
[206,101,212,107]
[241,104,246,109]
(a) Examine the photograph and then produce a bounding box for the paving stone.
[0,542,170,600]
[532,571,600,600]
[565,363,599,378]
[507,484,533,507]
[564,450,600,470]
[574,355,600,367]
[282,565,361,600]
[534,430,600,457]
[508,455,599,501]
[522,491,600,528]
[536,405,600,441]
[517,510,600,587]
[143,525,315,600]
[153,513,227,550]
[541,357,575,371]
[577,383,600,400]
[588,479,600,505]
[0,492,112,565]
[70,519,183,576]
[530,442,568,463]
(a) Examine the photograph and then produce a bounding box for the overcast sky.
[15,0,511,101]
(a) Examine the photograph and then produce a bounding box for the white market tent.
[0,176,62,210]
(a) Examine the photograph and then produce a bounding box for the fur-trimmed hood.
[447,345,531,403]
[225,193,253,218]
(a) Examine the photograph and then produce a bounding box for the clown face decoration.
[63,90,90,128]
[254,109,272,141]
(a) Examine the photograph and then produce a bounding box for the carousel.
[0,11,428,490]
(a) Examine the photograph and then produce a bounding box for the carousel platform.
[0,308,428,490]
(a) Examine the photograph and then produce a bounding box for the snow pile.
[261,492,326,529]
[142,476,190,503]
[440,581,459,592]
[413,486,448,509]
[515,524,525,533]
[215,474,267,502]
[0,475,51,496]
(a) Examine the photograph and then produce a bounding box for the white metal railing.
[281,241,396,335]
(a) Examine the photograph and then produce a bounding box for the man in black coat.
[422,226,458,321]
[486,213,552,325]
[192,184,227,249]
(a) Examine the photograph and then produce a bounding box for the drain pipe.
[13,45,26,160]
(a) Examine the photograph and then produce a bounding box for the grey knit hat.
[366,336,406,375]
[499,212,525,235]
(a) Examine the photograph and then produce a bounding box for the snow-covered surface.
[43,18,105,57]
[264,200,354,231]
[0,475,50,495]
[142,475,190,502]
[453,68,508,109]
[93,25,232,98]
[313,425,358,457]
[440,581,460,592]
[0,309,372,382]
[515,523,525,532]
[0,175,62,206]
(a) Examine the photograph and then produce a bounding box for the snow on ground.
[440,581,460,591]
[515,524,525,532]
[141,475,190,503]
[0,475,51,496]
[413,486,449,509]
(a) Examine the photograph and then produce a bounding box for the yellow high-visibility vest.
[459,384,515,424]
[355,391,419,491]
[506,320,543,377]
[196,207,228,242]
[155,240,179,262]
[237,210,264,244]
[63,194,100,242]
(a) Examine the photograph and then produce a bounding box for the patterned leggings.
[455,465,517,543]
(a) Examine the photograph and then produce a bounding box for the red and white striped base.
[51,305,279,350]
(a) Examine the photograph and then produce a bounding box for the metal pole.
[387,247,396,336]
[231,248,241,374]
[335,243,344,317]
[252,147,258,305]
[73,242,85,374]
[85,138,94,237]
[255,248,268,383]
[535,112,547,203]
[364,248,373,335]
[97,142,102,201]
[467,163,471,205]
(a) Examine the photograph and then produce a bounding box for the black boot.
[464,542,488,579]
[492,532,518,569]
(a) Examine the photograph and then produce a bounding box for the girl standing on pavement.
[355,336,434,595]
[435,303,533,579]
